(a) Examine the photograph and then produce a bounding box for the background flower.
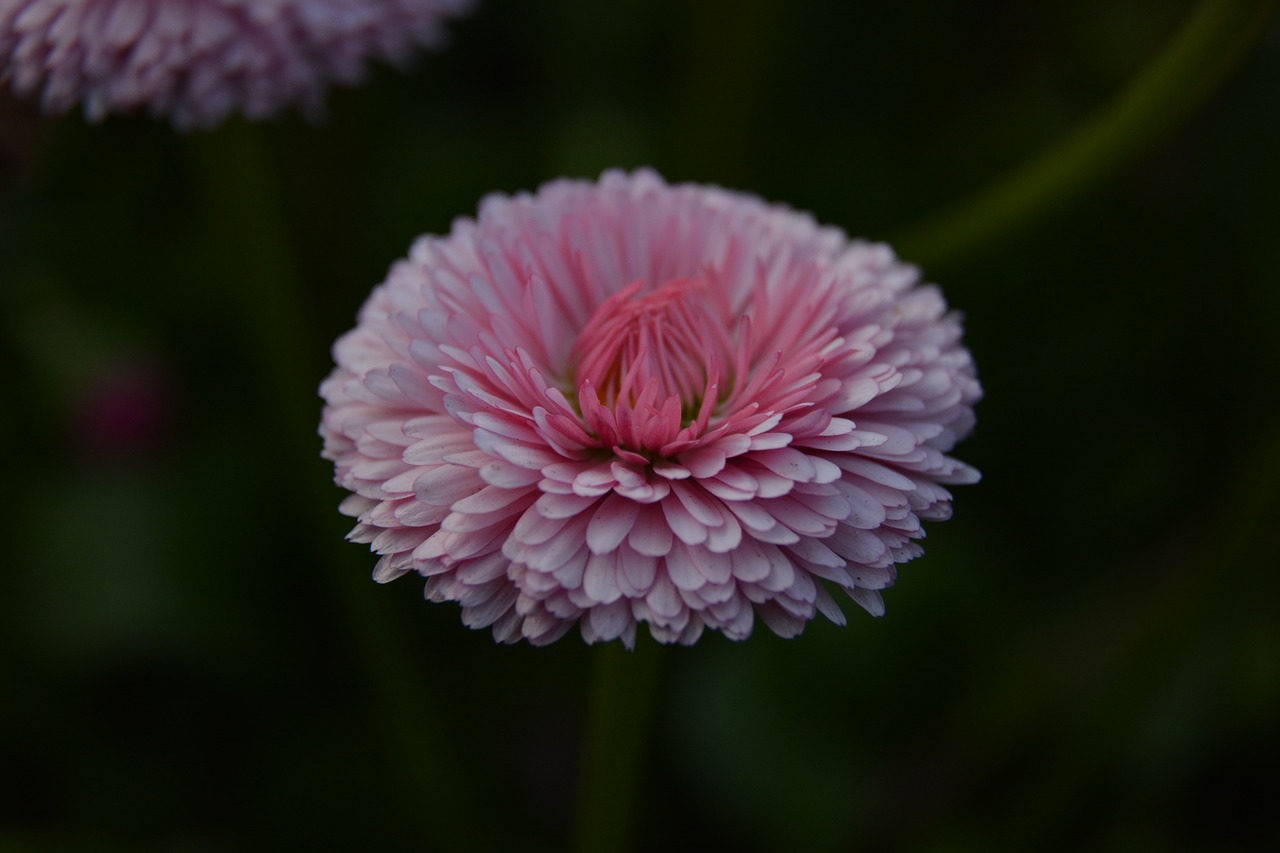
[321,170,981,646]
[0,0,472,128]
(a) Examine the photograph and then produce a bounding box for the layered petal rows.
[0,0,471,129]
[320,170,981,647]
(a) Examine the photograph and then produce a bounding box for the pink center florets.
[570,278,736,453]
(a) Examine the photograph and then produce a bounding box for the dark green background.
[2,1,1278,850]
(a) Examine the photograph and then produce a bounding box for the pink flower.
[0,0,472,129]
[320,170,981,647]
[72,354,177,458]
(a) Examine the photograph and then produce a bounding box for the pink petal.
[665,543,706,591]
[585,494,641,554]
[628,504,675,557]
[660,496,709,546]
[583,551,623,604]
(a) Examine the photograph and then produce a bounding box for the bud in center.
[571,278,730,410]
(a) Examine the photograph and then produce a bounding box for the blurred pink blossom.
[320,170,981,647]
[0,0,472,129]
[72,355,176,458]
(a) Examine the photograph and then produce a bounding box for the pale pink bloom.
[0,0,471,129]
[320,170,981,647]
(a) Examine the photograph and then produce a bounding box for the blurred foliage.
[2,1,1278,851]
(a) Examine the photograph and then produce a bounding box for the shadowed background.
[2,1,1278,850]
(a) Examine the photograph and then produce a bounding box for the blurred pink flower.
[0,0,471,129]
[72,354,177,458]
[321,170,981,647]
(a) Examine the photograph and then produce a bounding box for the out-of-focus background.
[2,1,1278,850]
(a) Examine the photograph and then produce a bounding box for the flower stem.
[898,0,1274,268]
[574,636,664,853]
[186,120,483,848]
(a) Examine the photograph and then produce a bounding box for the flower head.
[320,170,981,647]
[0,0,472,129]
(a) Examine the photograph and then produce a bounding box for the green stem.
[574,636,664,853]
[186,120,482,848]
[898,0,1274,267]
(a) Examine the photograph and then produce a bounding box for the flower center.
[571,278,732,411]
